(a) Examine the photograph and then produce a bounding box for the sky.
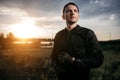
[0,0,120,41]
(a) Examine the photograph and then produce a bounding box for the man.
[51,2,104,80]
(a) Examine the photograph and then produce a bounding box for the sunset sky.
[0,0,120,41]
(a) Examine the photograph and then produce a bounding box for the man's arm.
[73,30,104,69]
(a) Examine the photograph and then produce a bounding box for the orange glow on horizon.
[9,18,42,38]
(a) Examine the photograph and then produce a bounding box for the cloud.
[0,0,65,17]
[0,0,119,39]
[78,14,120,40]
[0,7,29,24]
[35,16,62,27]
[0,0,120,18]
[79,0,120,19]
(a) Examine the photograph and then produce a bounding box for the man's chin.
[68,21,76,24]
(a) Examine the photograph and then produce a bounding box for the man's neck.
[66,23,77,31]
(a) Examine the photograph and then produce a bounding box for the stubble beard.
[67,20,77,25]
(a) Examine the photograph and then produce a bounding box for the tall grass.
[0,48,56,80]
[0,46,120,80]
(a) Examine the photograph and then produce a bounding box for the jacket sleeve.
[51,33,66,66]
[74,30,104,69]
[51,33,60,67]
[51,33,71,74]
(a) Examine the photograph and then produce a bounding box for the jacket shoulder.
[54,29,66,39]
[77,25,93,33]
[76,25,96,40]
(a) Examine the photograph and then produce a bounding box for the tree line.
[0,32,15,49]
[0,32,54,49]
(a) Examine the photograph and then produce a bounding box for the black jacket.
[51,25,104,80]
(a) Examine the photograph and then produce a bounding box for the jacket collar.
[64,25,81,33]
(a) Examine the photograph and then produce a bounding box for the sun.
[10,18,40,38]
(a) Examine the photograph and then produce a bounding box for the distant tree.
[6,32,15,48]
[0,33,5,41]
[6,32,14,40]
[0,33,5,48]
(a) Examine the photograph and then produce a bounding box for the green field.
[0,44,120,80]
[0,48,57,80]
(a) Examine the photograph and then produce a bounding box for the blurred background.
[0,0,120,80]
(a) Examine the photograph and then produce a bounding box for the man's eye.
[74,10,78,12]
[66,10,70,13]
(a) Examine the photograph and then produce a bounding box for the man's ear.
[62,15,65,20]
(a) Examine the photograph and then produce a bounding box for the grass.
[0,45,120,80]
[90,47,120,80]
[0,48,57,80]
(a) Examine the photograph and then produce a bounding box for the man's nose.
[71,10,75,15]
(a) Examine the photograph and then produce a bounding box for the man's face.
[62,4,79,24]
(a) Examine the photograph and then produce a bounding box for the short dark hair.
[63,2,79,14]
